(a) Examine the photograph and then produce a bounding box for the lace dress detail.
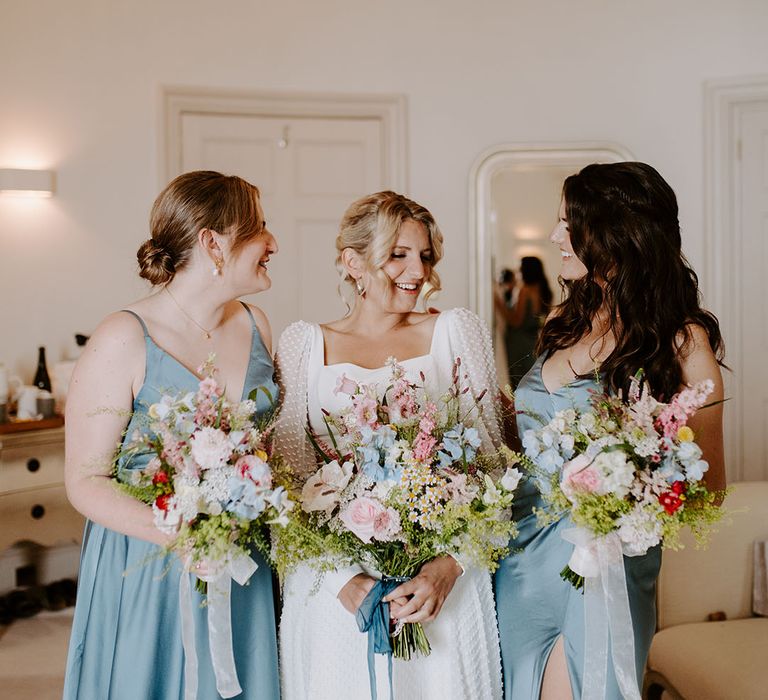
[275,309,503,700]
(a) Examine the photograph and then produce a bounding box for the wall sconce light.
[0,168,55,197]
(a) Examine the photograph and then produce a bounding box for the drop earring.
[355,278,365,295]
[212,259,223,276]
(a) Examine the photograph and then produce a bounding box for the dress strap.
[239,301,257,329]
[121,309,150,338]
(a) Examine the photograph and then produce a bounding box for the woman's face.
[225,198,279,294]
[363,219,434,313]
[550,199,588,280]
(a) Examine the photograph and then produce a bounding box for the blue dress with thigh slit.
[494,355,661,699]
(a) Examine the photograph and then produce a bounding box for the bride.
[275,191,503,699]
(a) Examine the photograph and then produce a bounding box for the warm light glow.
[0,168,55,197]
[515,226,542,241]
[516,245,546,259]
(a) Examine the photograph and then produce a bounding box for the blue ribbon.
[355,575,409,700]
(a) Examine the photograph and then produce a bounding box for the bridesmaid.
[63,171,281,699]
[494,162,726,699]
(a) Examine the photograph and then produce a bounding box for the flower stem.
[560,565,584,592]
[391,621,431,660]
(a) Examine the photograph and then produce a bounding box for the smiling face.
[364,219,433,313]
[550,199,588,281]
[224,198,278,294]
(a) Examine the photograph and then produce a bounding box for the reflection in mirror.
[469,143,633,387]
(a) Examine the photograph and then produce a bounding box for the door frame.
[160,86,408,190]
[467,141,634,328]
[704,75,768,480]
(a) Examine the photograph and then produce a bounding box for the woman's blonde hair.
[335,191,443,306]
[137,170,263,285]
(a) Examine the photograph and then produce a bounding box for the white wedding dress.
[275,309,504,700]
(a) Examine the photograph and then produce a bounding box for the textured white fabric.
[274,309,503,700]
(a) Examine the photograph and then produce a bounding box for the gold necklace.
[164,287,216,340]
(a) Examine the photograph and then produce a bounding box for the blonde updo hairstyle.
[336,191,444,307]
[137,170,263,286]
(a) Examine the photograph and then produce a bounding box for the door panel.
[738,104,768,480]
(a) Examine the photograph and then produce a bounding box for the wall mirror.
[468,142,633,385]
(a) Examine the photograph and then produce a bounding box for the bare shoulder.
[86,310,147,361]
[676,323,723,389]
[68,310,146,402]
[407,311,439,331]
[241,302,273,354]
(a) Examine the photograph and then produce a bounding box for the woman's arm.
[64,312,172,546]
[678,324,726,496]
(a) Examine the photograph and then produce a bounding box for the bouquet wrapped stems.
[391,617,431,660]
[560,565,585,592]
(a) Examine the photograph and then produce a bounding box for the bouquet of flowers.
[115,358,292,699]
[520,373,724,590]
[276,357,521,663]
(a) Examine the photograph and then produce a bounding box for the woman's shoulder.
[437,307,490,333]
[73,309,147,383]
[277,320,317,355]
[91,309,148,351]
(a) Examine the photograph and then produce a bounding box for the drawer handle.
[27,458,41,473]
[31,504,45,519]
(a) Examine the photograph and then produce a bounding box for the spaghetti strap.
[121,309,150,338]
[239,301,257,329]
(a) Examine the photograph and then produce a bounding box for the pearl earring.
[212,259,223,276]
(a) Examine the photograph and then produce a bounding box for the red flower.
[155,493,172,511]
[659,492,682,515]
[152,471,170,486]
[671,481,686,496]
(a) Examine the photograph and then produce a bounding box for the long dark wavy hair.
[537,162,724,399]
[520,256,553,310]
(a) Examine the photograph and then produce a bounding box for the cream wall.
[1,0,767,379]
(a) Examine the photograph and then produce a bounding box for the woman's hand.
[338,573,377,615]
[383,556,462,623]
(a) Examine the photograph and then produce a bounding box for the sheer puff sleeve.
[273,321,315,479]
[439,308,503,454]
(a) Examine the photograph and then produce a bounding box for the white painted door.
[738,103,768,480]
[181,113,384,338]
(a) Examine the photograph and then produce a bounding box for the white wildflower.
[617,503,663,556]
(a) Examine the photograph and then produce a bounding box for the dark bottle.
[33,346,52,392]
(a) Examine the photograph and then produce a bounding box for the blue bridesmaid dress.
[494,355,661,700]
[63,304,281,700]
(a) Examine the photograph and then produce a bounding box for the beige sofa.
[643,481,768,700]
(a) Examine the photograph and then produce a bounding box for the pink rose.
[340,497,386,543]
[561,454,601,499]
[333,373,359,396]
[372,507,402,541]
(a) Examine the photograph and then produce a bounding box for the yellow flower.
[148,403,161,419]
[255,449,268,462]
[677,426,695,442]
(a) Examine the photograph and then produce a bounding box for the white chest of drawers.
[0,427,84,552]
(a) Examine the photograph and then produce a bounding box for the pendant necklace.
[164,287,216,340]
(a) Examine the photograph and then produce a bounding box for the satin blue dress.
[494,355,661,700]
[63,304,280,700]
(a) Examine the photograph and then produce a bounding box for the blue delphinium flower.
[522,430,541,458]
[437,423,481,468]
[226,474,267,519]
[357,425,401,481]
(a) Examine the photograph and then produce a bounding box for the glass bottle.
[33,346,52,392]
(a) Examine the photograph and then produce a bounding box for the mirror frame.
[468,141,634,327]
